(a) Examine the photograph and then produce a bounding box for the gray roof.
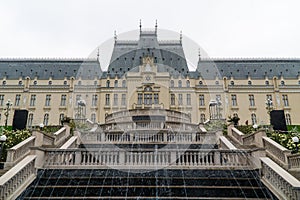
[197,58,300,79]
[0,59,102,80]
[107,30,189,78]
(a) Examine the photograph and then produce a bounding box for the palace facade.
[0,28,300,127]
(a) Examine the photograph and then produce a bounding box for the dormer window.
[106,80,110,87]
[49,81,52,85]
[18,81,23,85]
[248,81,252,85]
[199,81,203,85]
[281,80,285,86]
[2,80,6,85]
[215,81,219,85]
[34,81,37,85]
[230,81,235,85]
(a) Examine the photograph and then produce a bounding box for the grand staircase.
[18,168,275,199]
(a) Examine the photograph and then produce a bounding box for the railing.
[53,126,68,145]
[260,157,300,200]
[230,127,243,144]
[263,136,291,168]
[79,131,216,144]
[43,149,250,169]
[242,133,255,145]
[219,136,237,150]
[0,155,37,200]
[60,136,78,149]
[287,154,300,169]
[5,136,35,168]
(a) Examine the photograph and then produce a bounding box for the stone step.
[35,176,262,187]
[23,185,270,198]
[24,197,272,200]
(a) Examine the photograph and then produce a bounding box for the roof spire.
[155,19,158,34]
[114,30,117,43]
[198,48,201,60]
[180,31,182,44]
[139,19,142,34]
[97,48,100,61]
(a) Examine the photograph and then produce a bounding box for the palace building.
[0,26,300,127]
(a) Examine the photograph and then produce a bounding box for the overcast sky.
[1,0,300,64]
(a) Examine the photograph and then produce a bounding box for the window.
[154,93,159,104]
[282,95,289,107]
[18,80,23,85]
[230,81,234,85]
[171,94,175,105]
[113,94,118,106]
[114,80,118,87]
[186,80,190,87]
[106,80,110,87]
[215,80,219,85]
[15,94,21,106]
[43,113,49,126]
[30,95,36,106]
[121,94,126,106]
[281,80,285,86]
[178,94,183,105]
[266,95,273,106]
[91,113,96,123]
[2,80,6,85]
[76,95,81,106]
[49,81,52,85]
[144,93,152,105]
[265,80,269,85]
[94,80,97,86]
[92,95,98,106]
[28,113,33,127]
[249,95,255,106]
[63,80,67,85]
[45,95,51,106]
[138,93,143,105]
[170,80,174,88]
[0,95,4,106]
[251,113,257,125]
[178,80,182,88]
[285,113,291,125]
[122,80,126,87]
[199,81,203,85]
[60,95,67,106]
[105,94,110,105]
[59,114,64,125]
[248,80,252,85]
[186,94,191,105]
[199,95,205,106]
[200,114,206,123]
[231,95,237,106]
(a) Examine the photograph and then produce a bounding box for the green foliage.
[204,120,226,132]
[236,125,255,135]
[0,129,31,161]
[267,131,300,152]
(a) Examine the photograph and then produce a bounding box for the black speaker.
[270,110,287,131]
[12,110,29,130]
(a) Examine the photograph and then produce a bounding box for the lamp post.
[0,135,7,161]
[292,136,299,154]
[253,124,258,131]
[4,99,13,128]
[265,98,273,125]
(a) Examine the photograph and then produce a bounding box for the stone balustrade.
[0,155,37,200]
[263,136,291,168]
[5,136,36,169]
[60,136,78,149]
[43,149,250,169]
[79,131,216,144]
[230,127,244,144]
[53,126,70,146]
[287,154,300,169]
[219,136,237,150]
[260,157,300,200]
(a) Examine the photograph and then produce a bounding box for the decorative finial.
[180,31,182,44]
[198,48,201,60]
[139,19,142,34]
[114,30,117,43]
[155,19,158,34]
[97,48,99,61]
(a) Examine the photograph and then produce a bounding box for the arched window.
[122,80,126,87]
[178,80,182,88]
[114,80,118,88]
[186,80,190,87]
[285,113,291,125]
[281,80,285,86]
[199,81,203,85]
[106,80,110,87]
[251,113,257,125]
[28,113,33,127]
[170,80,174,88]
[248,80,252,85]
[91,113,96,123]
[43,113,49,126]
[200,114,206,123]
[265,80,269,85]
